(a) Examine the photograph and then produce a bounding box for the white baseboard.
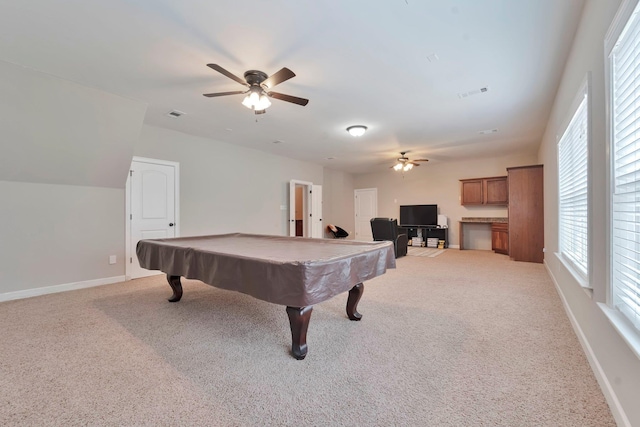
[0,275,126,303]
[543,261,631,427]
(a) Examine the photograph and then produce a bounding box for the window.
[558,84,589,285]
[610,0,640,333]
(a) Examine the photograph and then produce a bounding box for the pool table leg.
[346,283,364,321]
[166,275,183,302]
[286,306,313,360]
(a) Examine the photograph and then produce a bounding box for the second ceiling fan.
[391,152,429,171]
[203,64,309,114]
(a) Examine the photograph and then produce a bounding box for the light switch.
[109,255,116,265]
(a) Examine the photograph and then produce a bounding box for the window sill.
[554,252,590,291]
[598,303,640,361]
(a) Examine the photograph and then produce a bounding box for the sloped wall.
[0,60,147,188]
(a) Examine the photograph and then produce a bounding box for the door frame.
[125,156,180,280]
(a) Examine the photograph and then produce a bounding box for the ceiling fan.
[203,64,309,114]
[391,152,429,171]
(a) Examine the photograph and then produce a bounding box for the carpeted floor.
[0,249,615,426]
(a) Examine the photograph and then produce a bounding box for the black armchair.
[370,218,408,258]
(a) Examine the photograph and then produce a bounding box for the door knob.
[169,223,174,227]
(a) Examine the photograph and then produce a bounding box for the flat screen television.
[399,204,438,227]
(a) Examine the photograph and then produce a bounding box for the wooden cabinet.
[491,222,509,255]
[461,179,483,204]
[460,176,508,205]
[485,177,509,204]
[507,165,543,263]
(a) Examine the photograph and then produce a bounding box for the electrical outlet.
[109,255,116,265]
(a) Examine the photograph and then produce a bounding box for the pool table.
[136,233,395,359]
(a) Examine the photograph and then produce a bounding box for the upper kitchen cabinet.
[460,176,508,206]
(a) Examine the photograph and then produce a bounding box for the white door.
[354,188,377,241]
[127,159,178,279]
[311,184,323,238]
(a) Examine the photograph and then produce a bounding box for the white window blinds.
[558,94,589,282]
[611,3,640,332]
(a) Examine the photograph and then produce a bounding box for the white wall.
[0,181,126,294]
[539,0,640,425]
[134,125,324,237]
[0,60,146,188]
[322,168,355,239]
[0,62,146,296]
[353,152,537,248]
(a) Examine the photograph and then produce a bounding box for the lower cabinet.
[491,222,509,255]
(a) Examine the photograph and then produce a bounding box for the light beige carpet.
[407,246,446,257]
[0,250,615,426]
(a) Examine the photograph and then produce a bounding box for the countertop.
[460,217,508,223]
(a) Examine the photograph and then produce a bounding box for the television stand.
[398,226,448,248]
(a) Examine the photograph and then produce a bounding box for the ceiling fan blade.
[202,90,246,97]
[206,64,249,86]
[262,68,295,89]
[413,159,429,162]
[268,91,309,106]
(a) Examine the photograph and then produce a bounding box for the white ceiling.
[0,0,585,174]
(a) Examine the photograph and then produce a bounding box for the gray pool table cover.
[136,233,395,307]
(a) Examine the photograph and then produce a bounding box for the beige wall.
[0,60,146,188]
[353,152,537,248]
[0,61,145,295]
[322,168,356,239]
[539,1,640,425]
[134,125,324,238]
[0,181,125,294]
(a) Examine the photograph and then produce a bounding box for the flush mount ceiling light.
[346,125,368,137]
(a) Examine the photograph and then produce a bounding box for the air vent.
[166,110,186,118]
[458,86,489,99]
[478,128,498,135]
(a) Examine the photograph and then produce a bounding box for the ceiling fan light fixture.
[404,163,413,171]
[242,88,271,111]
[393,163,403,171]
[256,94,271,110]
[347,125,367,137]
